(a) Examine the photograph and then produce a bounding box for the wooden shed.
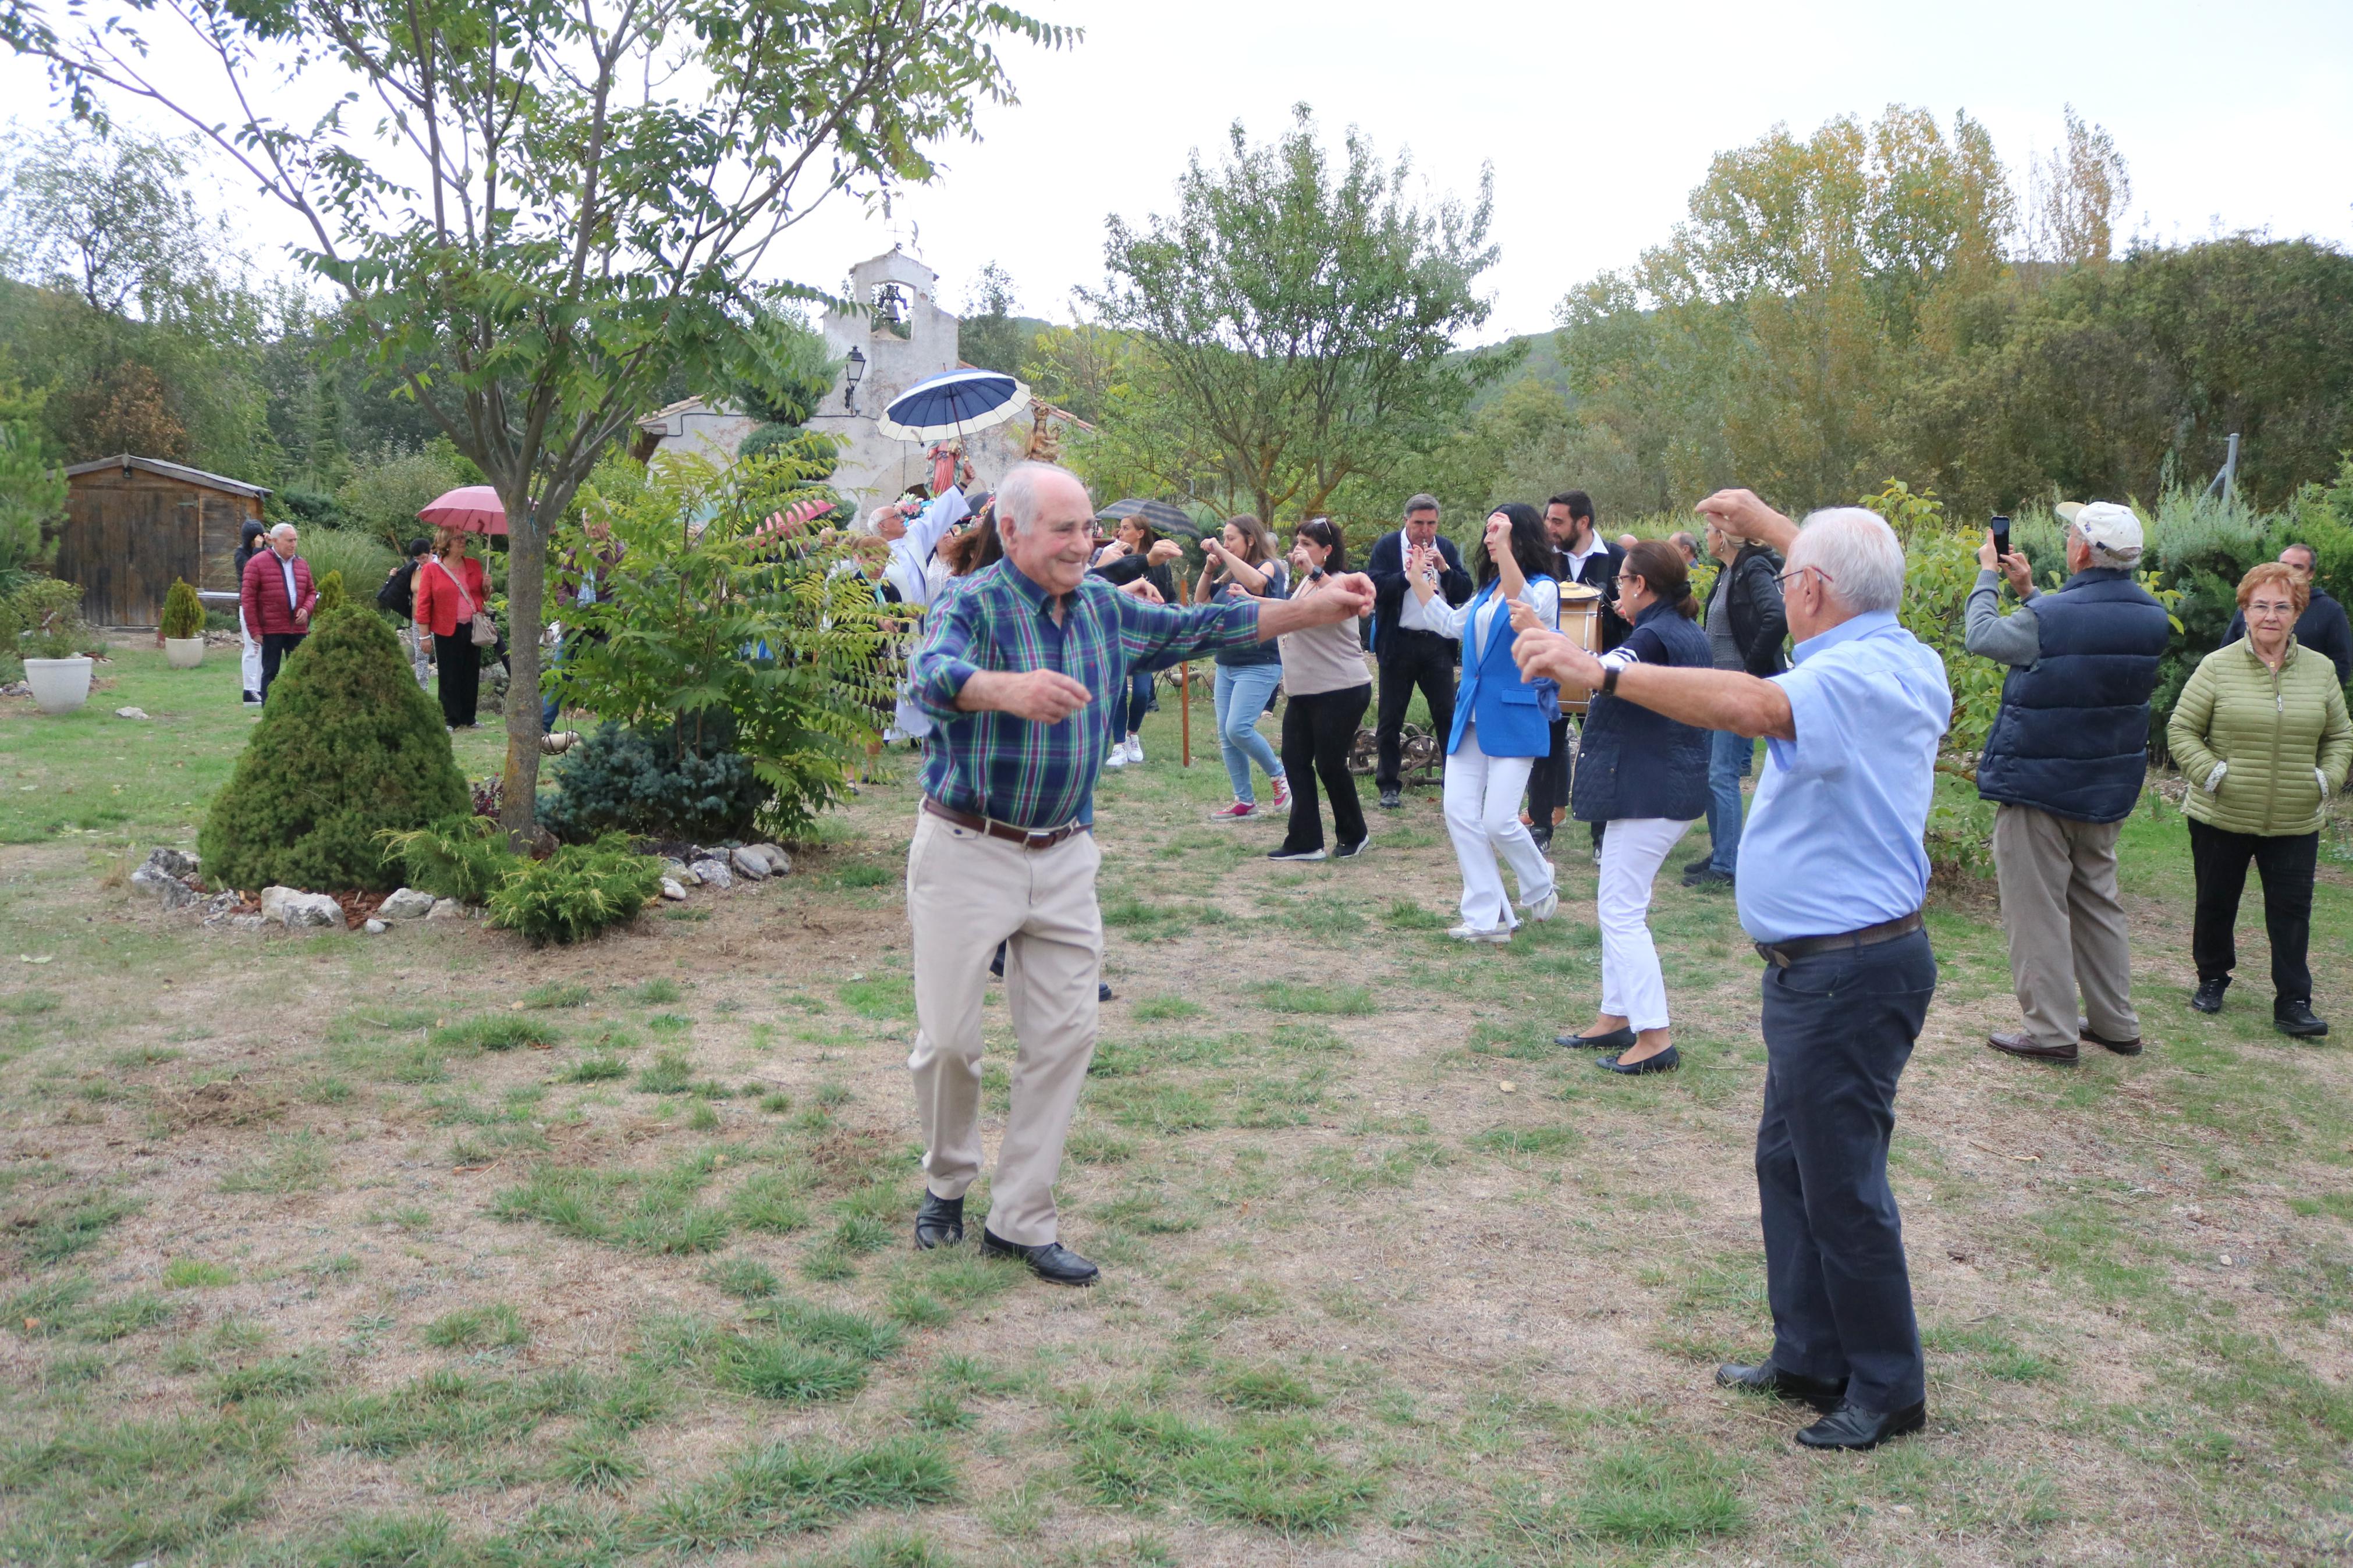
[58,455,272,626]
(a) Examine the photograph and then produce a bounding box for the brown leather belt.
[1754,911,1924,968]
[922,797,1089,850]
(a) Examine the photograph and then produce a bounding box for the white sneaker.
[1447,922,1513,944]
[1125,735,1144,764]
[1524,888,1560,923]
[1104,747,1127,769]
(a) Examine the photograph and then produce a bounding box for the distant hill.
[1458,329,1570,411]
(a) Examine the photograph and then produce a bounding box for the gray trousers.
[1992,804,2140,1049]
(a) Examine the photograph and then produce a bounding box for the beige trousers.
[1992,804,2141,1049]
[905,810,1102,1246]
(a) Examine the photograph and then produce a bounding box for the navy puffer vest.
[1571,600,1713,823]
[1976,567,2170,823]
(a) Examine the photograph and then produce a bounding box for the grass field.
[2,643,2351,1565]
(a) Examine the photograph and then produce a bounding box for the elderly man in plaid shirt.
[904,462,1374,1285]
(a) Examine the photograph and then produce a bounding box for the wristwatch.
[1601,664,1621,697]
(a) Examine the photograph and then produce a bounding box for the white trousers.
[1596,816,1692,1031]
[239,609,263,696]
[1443,725,1556,930]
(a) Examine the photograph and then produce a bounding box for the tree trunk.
[499,500,547,842]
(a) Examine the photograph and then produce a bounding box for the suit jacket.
[1557,538,1629,650]
[240,549,316,637]
[1447,577,1557,759]
[1365,531,1472,659]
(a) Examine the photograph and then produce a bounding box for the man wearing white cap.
[1968,501,2173,1063]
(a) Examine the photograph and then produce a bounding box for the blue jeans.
[1705,728,1753,874]
[1125,669,1155,737]
[1213,662,1285,803]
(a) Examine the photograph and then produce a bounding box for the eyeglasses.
[1775,564,1833,590]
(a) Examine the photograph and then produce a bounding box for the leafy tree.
[548,449,893,839]
[1085,104,1515,524]
[2024,105,2132,269]
[6,0,1067,840]
[198,602,469,893]
[0,417,63,588]
[957,262,1033,377]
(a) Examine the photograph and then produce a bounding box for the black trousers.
[1527,716,1571,820]
[434,632,483,727]
[1756,929,1936,1412]
[258,631,306,702]
[1374,632,1456,791]
[1278,684,1371,853]
[2188,817,2316,1001]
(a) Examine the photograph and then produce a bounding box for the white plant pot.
[164,637,206,670]
[23,656,93,714]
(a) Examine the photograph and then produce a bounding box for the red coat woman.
[413,528,490,728]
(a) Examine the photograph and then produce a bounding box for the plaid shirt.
[911,558,1261,828]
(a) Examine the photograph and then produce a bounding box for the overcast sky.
[9,0,2350,343]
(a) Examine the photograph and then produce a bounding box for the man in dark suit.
[2223,542,2353,684]
[1528,491,1626,852]
[1365,493,1473,809]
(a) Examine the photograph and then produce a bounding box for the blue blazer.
[1446,576,1557,759]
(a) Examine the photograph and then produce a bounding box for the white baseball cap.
[2070,500,2144,566]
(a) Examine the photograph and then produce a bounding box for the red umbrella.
[418,485,513,536]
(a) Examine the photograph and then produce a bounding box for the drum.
[1556,584,1604,713]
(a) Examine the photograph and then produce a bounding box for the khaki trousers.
[906,810,1102,1246]
[1992,804,2140,1050]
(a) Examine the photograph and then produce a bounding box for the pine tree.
[200,602,469,892]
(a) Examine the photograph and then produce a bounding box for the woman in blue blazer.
[1407,503,1562,941]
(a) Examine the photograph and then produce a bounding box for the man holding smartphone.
[1968,502,2171,1064]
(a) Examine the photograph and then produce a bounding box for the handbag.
[437,559,497,646]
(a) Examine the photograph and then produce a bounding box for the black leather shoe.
[2076,1016,2144,1055]
[1098,980,1114,1003]
[1528,826,1553,851]
[2189,977,2227,1014]
[1715,1360,1848,1411]
[989,943,1006,980]
[980,1229,1099,1286]
[1681,865,1734,888]
[2275,997,2329,1037]
[914,1192,964,1251]
[1794,1398,1927,1450]
[1378,787,1402,810]
[1557,1026,1636,1051]
[1681,854,1714,877]
[1598,1045,1679,1075]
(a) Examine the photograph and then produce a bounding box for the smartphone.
[1989,514,2011,559]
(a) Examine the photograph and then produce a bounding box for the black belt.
[1754,912,1923,968]
[921,797,1088,850]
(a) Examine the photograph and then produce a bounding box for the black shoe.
[1557,1026,1636,1051]
[2275,998,2329,1037]
[1335,837,1369,859]
[1528,826,1553,851]
[1099,981,1114,1003]
[914,1192,964,1250]
[979,1229,1099,1286]
[1681,865,1735,888]
[1378,788,1402,810]
[1715,1360,1848,1412]
[1681,855,1714,877]
[1794,1398,1927,1450]
[1598,1045,1679,1075]
[1267,844,1328,862]
[2076,1016,2144,1055]
[2189,977,2227,1014]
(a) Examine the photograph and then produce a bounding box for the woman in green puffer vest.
[2168,560,2353,1036]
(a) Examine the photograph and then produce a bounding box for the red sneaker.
[1271,776,1292,810]
[1209,801,1256,820]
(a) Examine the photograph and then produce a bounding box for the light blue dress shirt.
[1735,610,1950,944]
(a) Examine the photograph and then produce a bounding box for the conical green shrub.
[200,603,470,893]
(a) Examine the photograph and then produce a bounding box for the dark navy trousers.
[1755,929,1936,1411]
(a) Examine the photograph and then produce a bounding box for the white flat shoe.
[1524,889,1559,922]
[1447,923,1513,944]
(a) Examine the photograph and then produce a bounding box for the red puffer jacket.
[240,548,317,637]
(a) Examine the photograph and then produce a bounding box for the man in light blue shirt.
[1513,490,1948,1453]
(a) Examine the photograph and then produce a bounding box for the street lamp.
[844,346,867,413]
